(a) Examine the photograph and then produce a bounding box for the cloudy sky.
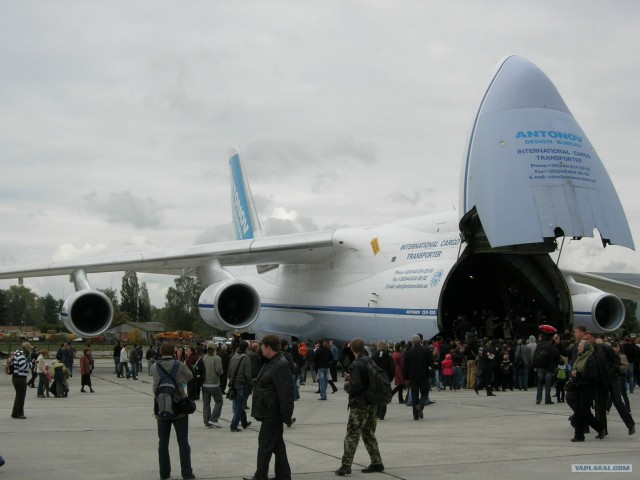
[1,1,639,307]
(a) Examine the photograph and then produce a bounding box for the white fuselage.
[231,212,462,343]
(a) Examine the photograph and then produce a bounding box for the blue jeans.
[157,415,192,479]
[409,378,430,419]
[292,372,300,400]
[626,363,635,393]
[317,368,329,399]
[518,367,529,390]
[230,384,249,430]
[125,362,136,379]
[37,372,46,396]
[432,369,442,389]
[453,366,463,389]
[536,368,554,403]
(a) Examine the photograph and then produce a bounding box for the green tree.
[622,299,638,334]
[39,293,63,325]
[99,288,120,310]
[139,282,152,322]
[150,305,166,324]
[0,289,10,324]
[121,272,141,321]
[114,309,133,327]
[4,285,39,328]
[165,276,204,331]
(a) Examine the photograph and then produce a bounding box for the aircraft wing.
[0,230,336,280]
[562,269,640,302]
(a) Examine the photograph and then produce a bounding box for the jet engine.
[61,289,114,338]
[198,279,261,330]
[568,277,625,333]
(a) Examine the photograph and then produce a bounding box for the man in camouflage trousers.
[335,338,384,476]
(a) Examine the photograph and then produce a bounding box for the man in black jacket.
[584,331,618,436]
[403,334,433,420]
[533,333,561,405]
[244,335,295,480]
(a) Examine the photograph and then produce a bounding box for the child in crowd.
[44,364,52,397]
[441,353,454,390]
[500,354,513,391]
[554,360,568,403]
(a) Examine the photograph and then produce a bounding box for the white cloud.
[81,191,164,228]
[1,1,639,308]
[53,243,109,262]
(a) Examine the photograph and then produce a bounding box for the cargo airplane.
[1,55,639,344]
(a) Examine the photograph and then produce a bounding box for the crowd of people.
[7,324,640,477]
[8,340,97,416]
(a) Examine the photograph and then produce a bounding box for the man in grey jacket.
[202,341,224,428]
[152,343,195,480]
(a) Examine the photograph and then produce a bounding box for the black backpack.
[154,361,182,419]
[363,359,392,406]
[54,364,65,382]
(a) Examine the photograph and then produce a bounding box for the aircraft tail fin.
[229,147,263,240]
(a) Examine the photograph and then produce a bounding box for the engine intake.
[571,292,625,333]
[61,289,114,338]
[198,280,261,331]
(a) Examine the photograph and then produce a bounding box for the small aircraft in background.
[1,55,638,344]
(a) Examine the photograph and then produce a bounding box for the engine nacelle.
[198,279,261,331]
[61,289,114,338]
[570,282,625,333]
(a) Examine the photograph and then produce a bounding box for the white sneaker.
[208,421,222,428]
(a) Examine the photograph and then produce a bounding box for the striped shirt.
[12,349,31,377]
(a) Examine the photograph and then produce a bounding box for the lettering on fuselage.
[405,309,437,316]
[515,130,583,147]
[514,131,597,185]
[232,182,251,238]
[399,237,459,260]
[385,267,445,290]
[406,250,441,260]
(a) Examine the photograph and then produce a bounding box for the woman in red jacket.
[80,348,94,393]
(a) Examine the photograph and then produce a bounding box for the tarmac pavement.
[1,359,638,480]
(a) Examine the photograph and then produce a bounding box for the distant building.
[105,322,165,343]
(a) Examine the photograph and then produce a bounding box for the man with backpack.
[10,342,33,419]
[335,338,384,476]
[152,342,195,480]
